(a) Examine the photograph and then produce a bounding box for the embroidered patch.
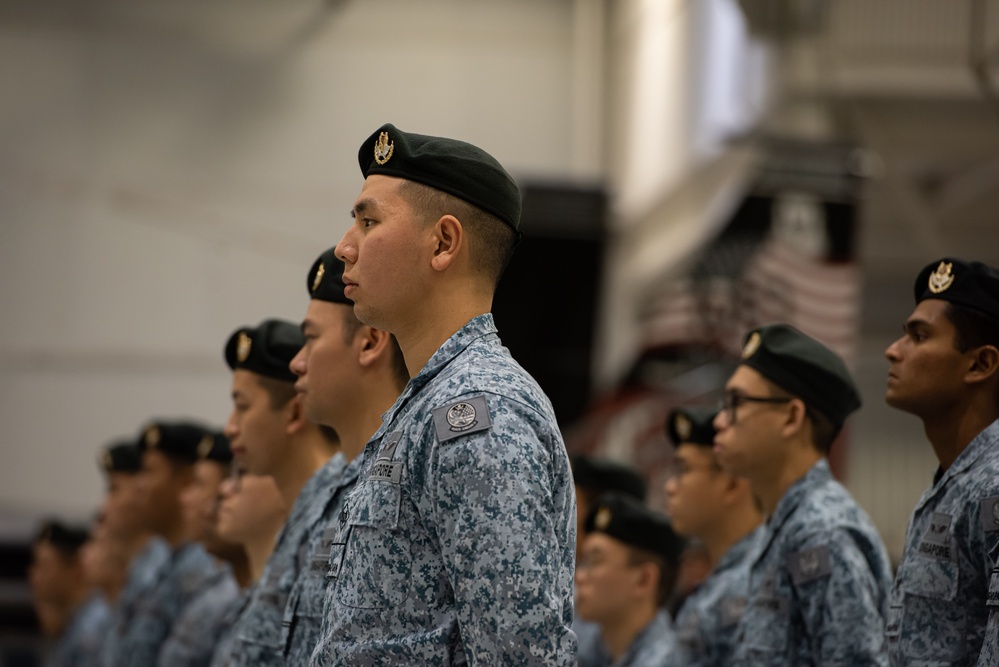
[789,545,832,585]
[369,430,403,483]
[919,512,955,561]
[432,395,492,443]
[981,496,999,533]
[987,568,999,608]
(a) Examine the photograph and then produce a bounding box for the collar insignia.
[312,262,325,293]
[197,435,214,460]
[675,413,692,442]
[742,332,762,359]
[594,506,612,531]
[373,131,394,165]
[144,425,161,449]
[928,261,955,294]
[236,332,252,363]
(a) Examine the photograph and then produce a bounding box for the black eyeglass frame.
[720,390,793,425]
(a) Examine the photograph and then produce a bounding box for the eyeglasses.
[666,460,721,481]
[720,390,792,425]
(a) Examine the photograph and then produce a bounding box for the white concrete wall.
[0,0,592,520]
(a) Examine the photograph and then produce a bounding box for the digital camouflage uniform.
[888,419,999,666]
[671,527,762,667]
[207,587,250,667]
[310,314,577,666]
[581,611,678,667]
[222,453,346,666]
[157,557,239,667]
[730,460,892,666]
[281,456,362,665]
[101,536,171,667]
[47,593,111,667]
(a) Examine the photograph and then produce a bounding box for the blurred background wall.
[3,0,999,587]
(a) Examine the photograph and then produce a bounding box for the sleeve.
[789,528,890,666]
[425,393,577,667]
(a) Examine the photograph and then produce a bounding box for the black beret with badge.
[138,421,213,465]
[571,456,647,501]
[224,319,304,383]
[198,431,233,465]
[357,123,522,232]
[100,440,143,474]
[35,520,89,554]
[915,258,999,323]
[584,492,686,564]
[665,407,718,448]
[739,323,861,428]
[307,248,350,305]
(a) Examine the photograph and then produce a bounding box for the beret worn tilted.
[307,248,351,305]
[914,257,999,324]
[584,492,686,564]
[224,319,304,384]
[665,406,718,448]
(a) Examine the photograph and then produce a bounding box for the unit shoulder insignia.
[432,395,492,443]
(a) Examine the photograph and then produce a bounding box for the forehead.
[674,443,715,463]
[231,368,268,396]
[907,298,953,329]
[193,461,225,484]
[354,174,411,212]
[304,299,348,331]
[582,531,629,557]
[725,364,771,392]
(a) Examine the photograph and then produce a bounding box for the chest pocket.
[895,556,965,660]
[738,569,790,662]
[336,480,410,610]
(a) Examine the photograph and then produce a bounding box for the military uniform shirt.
[102,537,171,667]
[208,587,251,667]
[574,607,604,667]
[581,611,678,667]
[224,452,346,667]
[730,459,892,666]
[47,593,111,667]
[669,527,762,667]
[282,456,361,665]
[888,418,999,666]
[311,314,577,666]
[158,559,239,667]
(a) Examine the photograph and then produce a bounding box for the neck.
[336,377,402,462]
[922,400,999,471]
[396,294,492,377]
[120,531,154,565]
[753,442,821,516]
[160,519,188,550]
[214,545,252,588]
[273,431,335,508]
[700,503,762,567]
[243,530,280,584]
[600,604,658,660]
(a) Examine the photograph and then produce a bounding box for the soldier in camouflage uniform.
[713,324,892,666]
[214,318,343,666]
[574,492,685,667]
[310,123,577,665]
[882,258,999,667]
[96,440,171,667]
[279,250,408,664]
[662,407,762,667]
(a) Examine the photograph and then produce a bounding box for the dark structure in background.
[493,183,608,430]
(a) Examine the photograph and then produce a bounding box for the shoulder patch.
[432,395,492,443]
[788,545,832,585]
[981,496,999,533]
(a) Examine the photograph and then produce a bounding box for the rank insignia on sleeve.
[432,395,492,443]
[981,496,999,533]
[789,545,832,585]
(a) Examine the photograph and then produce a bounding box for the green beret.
[584,492,685,564]
[357,123,522,231]
[915,258,999,323]
[224,319,303,383]
[665,407,718,448]
[571,456,647,501]
[137,420,212,465]
[307,248,350,305]
[739,323,861,428]
[198,431,233,465]
[100,441,143,474]
[35,520,89,554]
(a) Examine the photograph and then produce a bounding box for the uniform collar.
[715,524,764,575]
[927,417,999,492]
[614,610,672,666]
[756,459,831,562]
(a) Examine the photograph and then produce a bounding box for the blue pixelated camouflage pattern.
[207,587,250,667]
[282,456,361,665]
[157,560,239,667]
[574,609,603,667]
[730,460,892,666]
[310,314,577,666]
[223,453,346,667]
[979,563,999,667]
[577,611,677,667]
[101,537,170,667]
[47,593,111,667]
[670,526,763,667]
[888,419,999,667]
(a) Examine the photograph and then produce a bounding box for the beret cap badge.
[928,261,955,294]
[373,131,394,166]
[675,414,692,442]
[144,425,161,449]
[236,332,252,363]
[742,331,762,359]
[311,262,325,294]
[197,435,214,460]
[594,506,612,531]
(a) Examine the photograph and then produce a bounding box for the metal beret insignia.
[594,506,612,531]
[144,425,161,449]
[373,131,394,165]
[675,413,692,442]
[236,332,252,363]
[742,331,762,359]
[197,435,213,460]
[928,261,955,294]
[312,262,325,293]
[102,450,112,471]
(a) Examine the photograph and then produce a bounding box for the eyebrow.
[903,318,930,333]
[350,199,374,219]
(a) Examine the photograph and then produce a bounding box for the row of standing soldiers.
[26,122,999,666]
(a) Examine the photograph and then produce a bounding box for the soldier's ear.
[358,326,392,368]
[780,398,808,440]
[965,344,999,385]
[430,215,463,272]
